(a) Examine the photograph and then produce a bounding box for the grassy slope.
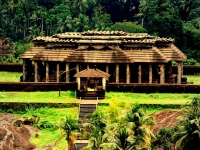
[16,107,79,150]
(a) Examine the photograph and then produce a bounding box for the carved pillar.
[66,63,69,82]
[106,64,109,81]
[126,64,130,83]
[149,63,152,84]
[116,64,119,83]
[138,63,142,83]
[34,61,38,82]
[46,62,49,82]
[102,77,106,90]
[23,59,27,82]
[160,64,165,84]
[177,61,183,84]
[56,63,60,83]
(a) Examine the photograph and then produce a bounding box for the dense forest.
[0,0,200,63]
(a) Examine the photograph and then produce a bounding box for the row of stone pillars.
[112,62,183,84]
[23,60,183,84]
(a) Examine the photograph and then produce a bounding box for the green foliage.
[0,55,21,63]
[37,121,54,129]
[6,108,14,113]
[182,27,200,62]
[56,115,80,149]
[172,97,200,150]
[110,22,147,33]
[152,127,173,150]
[0,0,200,63]
[183,58,199,65]
[147,15,183,47]
[12,41,33,57]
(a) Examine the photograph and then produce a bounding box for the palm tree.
[56,115,81,150]
[125,104,156,149]
[82,111,106,150]
[102,124,135,150]
[100,103,155,150]
[72,13,89,32]
[172,97,200,150]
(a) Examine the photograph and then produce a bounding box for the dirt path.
[150,110,183,134]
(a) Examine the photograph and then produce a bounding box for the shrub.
[109,22,147,33]
[183,58,199,65]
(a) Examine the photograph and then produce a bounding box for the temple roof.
[20,31,187,62]
[74,69,110,78]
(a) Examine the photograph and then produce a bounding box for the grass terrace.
[0,91,199,104]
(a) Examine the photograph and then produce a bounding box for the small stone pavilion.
[20,31,187,97]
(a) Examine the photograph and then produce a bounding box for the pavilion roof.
[74,69,110,78]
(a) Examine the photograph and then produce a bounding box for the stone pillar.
[76,63,79,73]
[34,61,38,82]
[37,61,42,82]
[46,62,49,82]
[149,63,152,84]
[106,64,109,81]
[66,63,69,82]
[76,63,79,82]
[138,63,142,83]
[126,64,130,83]
[23,59,27,82]
[116,64,119,83]
[56,63,60,83]
[177,61,183,84]
[77,77,81,90]
[26,60,32,81]
[102,77,106,90]
[160,64,165,84]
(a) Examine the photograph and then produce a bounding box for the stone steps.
[74,102,98,149]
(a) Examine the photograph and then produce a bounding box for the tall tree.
[56,115,80,150]
[125,104,156,149]
[172,97,200,150]
[82,111,106,150]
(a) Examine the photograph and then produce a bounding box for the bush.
[183,58,199,65]
[109,22,147,33]
[12,41,33,58]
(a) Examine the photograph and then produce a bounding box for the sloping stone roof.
[20,31,187,62]
[74,69,110,78]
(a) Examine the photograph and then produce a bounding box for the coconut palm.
[82,111,106,150]
[102,124,136,150]
[125,104,156,149]
[56,115,81,150]
[172,97,200,150]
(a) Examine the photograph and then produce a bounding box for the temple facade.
[20,31,187,85]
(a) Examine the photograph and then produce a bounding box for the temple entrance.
[74,69,110,99]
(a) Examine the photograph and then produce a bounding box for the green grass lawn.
[184,74,200,84]
[0,71,22,82]
[0,91,199,104]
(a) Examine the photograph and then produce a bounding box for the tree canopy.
[0,0,200,62]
